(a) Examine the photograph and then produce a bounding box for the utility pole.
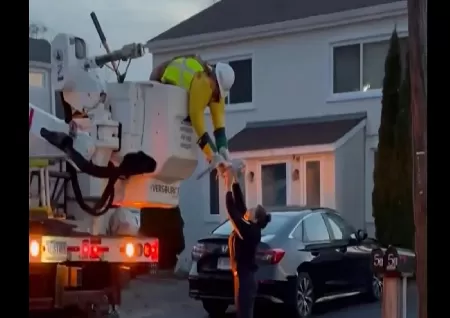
[407,0,427,317]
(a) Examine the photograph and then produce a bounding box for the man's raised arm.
[232,182,247,216]
[225,191,251,240]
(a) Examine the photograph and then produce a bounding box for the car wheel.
[293,272,315,318]
[365,274,383,301]
[201,299,228,317]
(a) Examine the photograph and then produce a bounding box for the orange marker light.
[30,240,40,257]
[125,243,135,257]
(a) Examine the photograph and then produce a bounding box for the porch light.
[292,169,300,181]
[247,171,255,183]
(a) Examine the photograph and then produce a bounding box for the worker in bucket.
[223,169,271,318]
[150,55,235,172]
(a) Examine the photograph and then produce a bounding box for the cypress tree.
[391,53,414,249]
[372,29,402,246]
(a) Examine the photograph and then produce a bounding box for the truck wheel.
[201,299,228,317]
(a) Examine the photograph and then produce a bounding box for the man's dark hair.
[254,205,271,229]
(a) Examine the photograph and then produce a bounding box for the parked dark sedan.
[188,206,415,317]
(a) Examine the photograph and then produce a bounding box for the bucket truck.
[29,14,198,317]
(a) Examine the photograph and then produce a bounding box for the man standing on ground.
[224,171,271,318]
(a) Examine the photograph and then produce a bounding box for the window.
[325,212,355,240]
[303,213,330,242]
[29,71,45,88]
[210,58,252,104]
[327,218,344,240]
[209,169,219,215]
[333,37,409,94]
[212,214,292,236]
[261,163,287,206]
[292,222,303,240]
[306,161,321,206]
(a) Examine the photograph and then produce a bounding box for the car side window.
[303,213,330,242]
[325,212,353,240]
[291,221,303,240]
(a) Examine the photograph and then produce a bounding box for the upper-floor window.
[211,58,253,105]
[332,37,408,94]
[29,70,45,88]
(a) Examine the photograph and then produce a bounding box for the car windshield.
[212,214,293,236]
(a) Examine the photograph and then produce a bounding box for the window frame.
[29,62,56,115]
[257,159,292,206]
[301,156,324,206]
[295,212,332,243]
[204,53,255,112]
[322,210,355,241]
[328,31,408,102]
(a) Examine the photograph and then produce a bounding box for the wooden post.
[382,277,401,318]
[407,0,427,317]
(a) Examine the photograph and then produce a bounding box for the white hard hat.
[215,62,235,98]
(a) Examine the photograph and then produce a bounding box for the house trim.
[334,119,367,149]
[146,2,407,54]
[231,119,366,159]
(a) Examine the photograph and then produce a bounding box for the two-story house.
[146,0,409,270]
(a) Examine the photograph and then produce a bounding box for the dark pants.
[234,269,257,318]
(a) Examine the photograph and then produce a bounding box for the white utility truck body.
[29,19,198,317]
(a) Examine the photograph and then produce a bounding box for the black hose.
[40,128,157,216]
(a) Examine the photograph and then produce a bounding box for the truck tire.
[201,299,228,317]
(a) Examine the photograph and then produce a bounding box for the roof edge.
[232,144,336,159]
[146,1,407,54]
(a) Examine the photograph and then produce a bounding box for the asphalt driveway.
[121,276,418,318]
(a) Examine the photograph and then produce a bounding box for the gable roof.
[228,112,366,152]
[149,0,404,43]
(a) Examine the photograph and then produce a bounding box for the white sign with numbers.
[217,257,231,270]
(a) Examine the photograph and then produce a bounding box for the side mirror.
[356,229,368,241]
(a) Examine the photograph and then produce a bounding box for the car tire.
[288,272,315,318]
[201,299,228,317]
[364,274,383,302]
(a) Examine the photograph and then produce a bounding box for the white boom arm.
[29,33,198,215]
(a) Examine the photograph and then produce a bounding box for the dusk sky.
[29,0,214,80]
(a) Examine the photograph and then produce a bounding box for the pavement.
[120,276,418,318]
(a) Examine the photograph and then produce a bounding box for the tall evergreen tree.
[372,29,402,246]
[391,53,414,248]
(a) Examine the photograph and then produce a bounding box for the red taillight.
[143,240,159,261]
[81,240,90,258]
[191,243,206,261]
[257,248,285,265]
[73,239,109,259]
